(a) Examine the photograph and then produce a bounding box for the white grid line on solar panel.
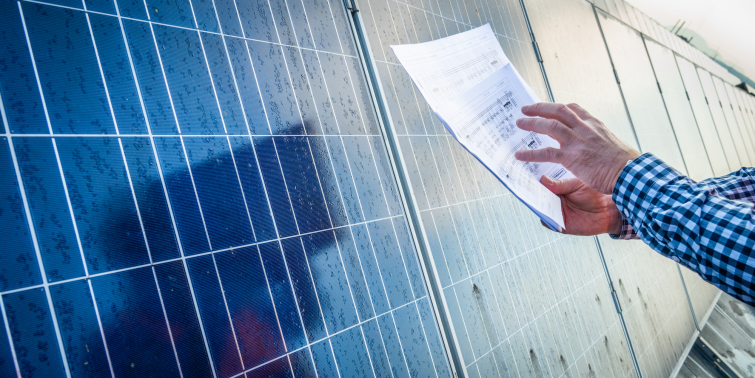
[554,321,626,378]
[730,88,755,165]
[160,0,421,371]
[600,16,687,168]
[16,0,361,61]
[83,8,120,136]
[738,92,755,148]
[644,38,715,180]
[371,0,533,54]
[326,339,345,378]
[384,0,529,46]
[49,137,118,378]
[402,131,585,374]
[110,0,220,372]
[16,1,52,135]
[357,325,380,378]
[438,201,628,376]
[744,95,755,151]
[415,141,611,374]
[366,59,549,103]
[461,245,613,369]
[470,277,618,377]
[676,56,730,175]
[0,295,21,378]
[0,44,72,378]
[114,128,190,377]
[737,92,755,164]
[611,251,693,377]
[441,232,562,290]
[704,72,745,168]
[624,273,693,378]
[84,279,116,378]
[537,240,621,375]
[0,213,403,296]
[684,274,719,323]
[0,202,432,373]
[223,295,429,378]
[710,80,747,169]
[209,252,248,372]
[285,0,442,370]
[0,79,23,378]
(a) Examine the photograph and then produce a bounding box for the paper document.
[392,24,571,231]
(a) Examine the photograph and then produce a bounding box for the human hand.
[515,103,641,194]
[540,176,622,236]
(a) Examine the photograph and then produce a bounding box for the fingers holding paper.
[539,175,623,236]
[515,102,641,195]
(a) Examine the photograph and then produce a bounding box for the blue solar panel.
[0,0,452,376]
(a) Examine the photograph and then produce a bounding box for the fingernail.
[516,118,523,126]
[515,151,523,159]
[521,105,530,112]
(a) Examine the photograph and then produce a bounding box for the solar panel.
[727,85,755,165]
[675,56,731,176]
[357,0,635,375]
[0,0,451,376]
[525,0,639,150]
[596,10,686,172]
[643,39,714,182]
[743,94,755,150]
[699,70,745,170]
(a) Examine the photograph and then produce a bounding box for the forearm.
[613,153,755,305]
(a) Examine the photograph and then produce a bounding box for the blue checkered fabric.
[611,153,755,306]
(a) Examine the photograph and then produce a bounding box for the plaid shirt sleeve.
[612,153,755,306]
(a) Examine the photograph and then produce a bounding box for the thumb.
[540,176,583,195]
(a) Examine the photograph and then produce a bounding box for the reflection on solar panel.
[0,0,746,376]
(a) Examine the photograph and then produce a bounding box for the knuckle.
[547,119,560,132]
[554,103,569,115]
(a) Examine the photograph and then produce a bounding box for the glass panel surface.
[698,69,745,170]
[644,39,713,181]
[0,0,452,376]
[741,94,755,153]
[744,95,755,154]
[598,12,686,171]
[358,0,634,375]
[595,12,698,378]
[728,86,755,165]
[525,0,638,150]
[675,56,731,176]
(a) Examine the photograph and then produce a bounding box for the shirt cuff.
[612,153,685,234]
[608,216,639,240]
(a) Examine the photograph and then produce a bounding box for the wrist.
[605,149,641,194]
[607,201,623,235]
